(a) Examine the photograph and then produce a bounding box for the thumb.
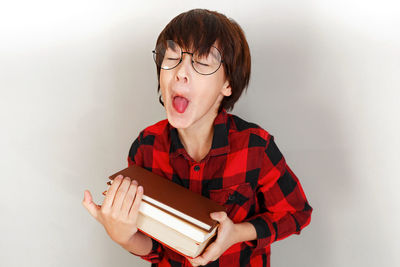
[210,211,227,222]
[82,190,101,221]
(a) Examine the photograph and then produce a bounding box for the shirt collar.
[169,108,231,159]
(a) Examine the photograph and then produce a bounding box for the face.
[159,44,232,130]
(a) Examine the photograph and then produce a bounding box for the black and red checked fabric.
[127,109,312,267]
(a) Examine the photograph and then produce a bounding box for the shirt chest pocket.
[209,182,254,223]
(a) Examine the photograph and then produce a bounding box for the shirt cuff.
[130,238,162,263]
[244,216,275,250]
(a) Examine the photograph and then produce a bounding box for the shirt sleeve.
[126,131,164,263]
[244,135,313,250]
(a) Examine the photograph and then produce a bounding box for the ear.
[222,80,232,97]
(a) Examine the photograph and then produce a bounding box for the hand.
[82,175,144,246]
[186,211,239,266]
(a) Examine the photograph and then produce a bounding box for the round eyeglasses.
[152,40,223,75]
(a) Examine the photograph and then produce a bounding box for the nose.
[175,53,192,83]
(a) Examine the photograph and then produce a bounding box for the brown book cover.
[109,164,226,231]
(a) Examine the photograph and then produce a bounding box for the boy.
[83,8,312,267]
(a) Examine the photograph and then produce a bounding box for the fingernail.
[138,186,143,193]
[132,180,138,185]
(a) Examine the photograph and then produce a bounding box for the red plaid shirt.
[127,109,312,267]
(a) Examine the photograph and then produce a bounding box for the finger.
[185,258,199,267]
[190,255,208,266]
[102,175,123,209]
[210,211,227,222]
[199,243,219,263]
[128,184,143,220]
[120,180,138,216]
[82,190,101,221]
[195,238,222,264]
[102,181,113,196]
[112,177,132,211]
[188,259,199,266]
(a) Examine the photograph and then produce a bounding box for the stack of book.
[107,165,226,258]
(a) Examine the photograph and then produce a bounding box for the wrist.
[119,231,139,250]
[119,231,153,256]
[233,222,257,244]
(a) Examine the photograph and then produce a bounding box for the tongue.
[173,96,189,113]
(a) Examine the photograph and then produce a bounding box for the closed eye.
[194,61,209,67]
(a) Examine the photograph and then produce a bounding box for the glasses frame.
[152,41,224,75]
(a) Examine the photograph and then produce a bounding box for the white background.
[1,1,399,266]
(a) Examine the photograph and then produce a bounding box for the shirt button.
[194,165,200,171]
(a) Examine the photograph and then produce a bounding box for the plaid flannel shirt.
[127,109,312,267]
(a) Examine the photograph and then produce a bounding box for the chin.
[167,117,192,130]
[165,107,193,129]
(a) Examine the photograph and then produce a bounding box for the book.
[107,164,227,258]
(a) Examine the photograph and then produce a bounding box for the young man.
[83,9,312,267]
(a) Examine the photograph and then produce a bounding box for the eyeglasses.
[152,40,223,75]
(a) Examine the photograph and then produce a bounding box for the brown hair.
[155,9,251,112]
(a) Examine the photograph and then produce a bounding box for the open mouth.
[172,95,189,113]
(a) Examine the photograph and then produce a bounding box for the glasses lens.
[153,40,181,70]
[152,40,223,75]
[192,46,222,75]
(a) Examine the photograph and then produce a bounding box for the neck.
[177,110,219,163]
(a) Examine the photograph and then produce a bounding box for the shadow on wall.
[234,18,355,267]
